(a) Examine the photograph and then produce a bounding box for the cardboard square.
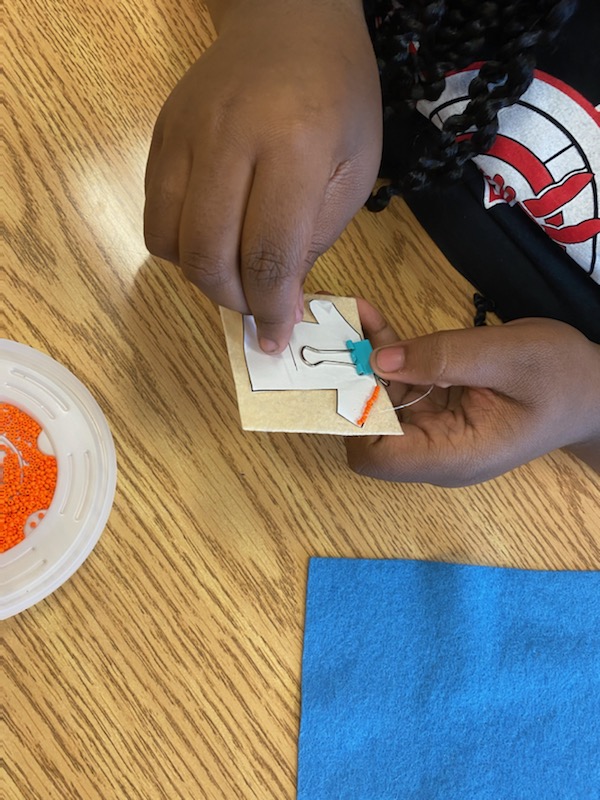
[221,295,403,436]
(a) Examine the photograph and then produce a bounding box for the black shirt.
[383,0,600,342]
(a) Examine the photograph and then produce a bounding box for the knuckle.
[180,251,232,290]
[283,124,319,156]
[243,247,295,292]
[428,332,452,384]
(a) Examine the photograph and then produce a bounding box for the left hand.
[346,300,600,486]
[144,0,381,353]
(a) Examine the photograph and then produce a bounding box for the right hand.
[144,0,382,353]
[347,301,600,486]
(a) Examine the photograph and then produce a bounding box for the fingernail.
[259,337,280,354]
[375,346,405,373]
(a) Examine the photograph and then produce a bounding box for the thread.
[376,383,435,414]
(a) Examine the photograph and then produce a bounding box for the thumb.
[371,322,543,395]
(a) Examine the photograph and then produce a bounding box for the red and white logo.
[418,67,600,282]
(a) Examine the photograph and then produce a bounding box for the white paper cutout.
[243,299,378,426]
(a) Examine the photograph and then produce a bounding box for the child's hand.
[144,0,381,353]
[346,300,600,486]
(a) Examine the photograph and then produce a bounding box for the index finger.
[356,298,402,349]
[177,151,254,313]
[241,152,330,353]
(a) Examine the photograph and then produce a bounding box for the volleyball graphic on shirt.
[417,68,600,280]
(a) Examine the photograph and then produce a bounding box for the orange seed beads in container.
[0,403,58,553]
[1,339,117,620]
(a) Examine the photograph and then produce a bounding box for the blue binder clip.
[346,339,374,375]
[300,339,374,376]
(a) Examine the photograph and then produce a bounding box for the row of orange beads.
[1,403,58,553]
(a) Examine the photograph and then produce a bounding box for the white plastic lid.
[1,340,117,619]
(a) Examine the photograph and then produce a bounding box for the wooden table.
[5,2,599,798]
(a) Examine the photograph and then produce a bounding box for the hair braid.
[365,0,578,211]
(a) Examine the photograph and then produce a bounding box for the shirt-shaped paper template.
[243,299,378,426]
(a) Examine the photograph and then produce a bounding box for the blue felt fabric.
[298,558,600,800]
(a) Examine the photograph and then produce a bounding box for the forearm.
[205,0,365,32]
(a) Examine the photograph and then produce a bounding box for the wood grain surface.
[4,1,600,798]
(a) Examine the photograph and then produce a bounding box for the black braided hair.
[473,292,495,326]
[364,0,579,210]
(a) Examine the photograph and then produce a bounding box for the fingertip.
[373,345,406,374]
[259,337,284,354]
[251,285,301,353]
[256,317,295,353]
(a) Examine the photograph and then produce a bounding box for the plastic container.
[1,339,117,619]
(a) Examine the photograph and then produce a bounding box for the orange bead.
[356,385,381,427]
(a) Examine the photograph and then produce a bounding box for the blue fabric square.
[298,558,600,799]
